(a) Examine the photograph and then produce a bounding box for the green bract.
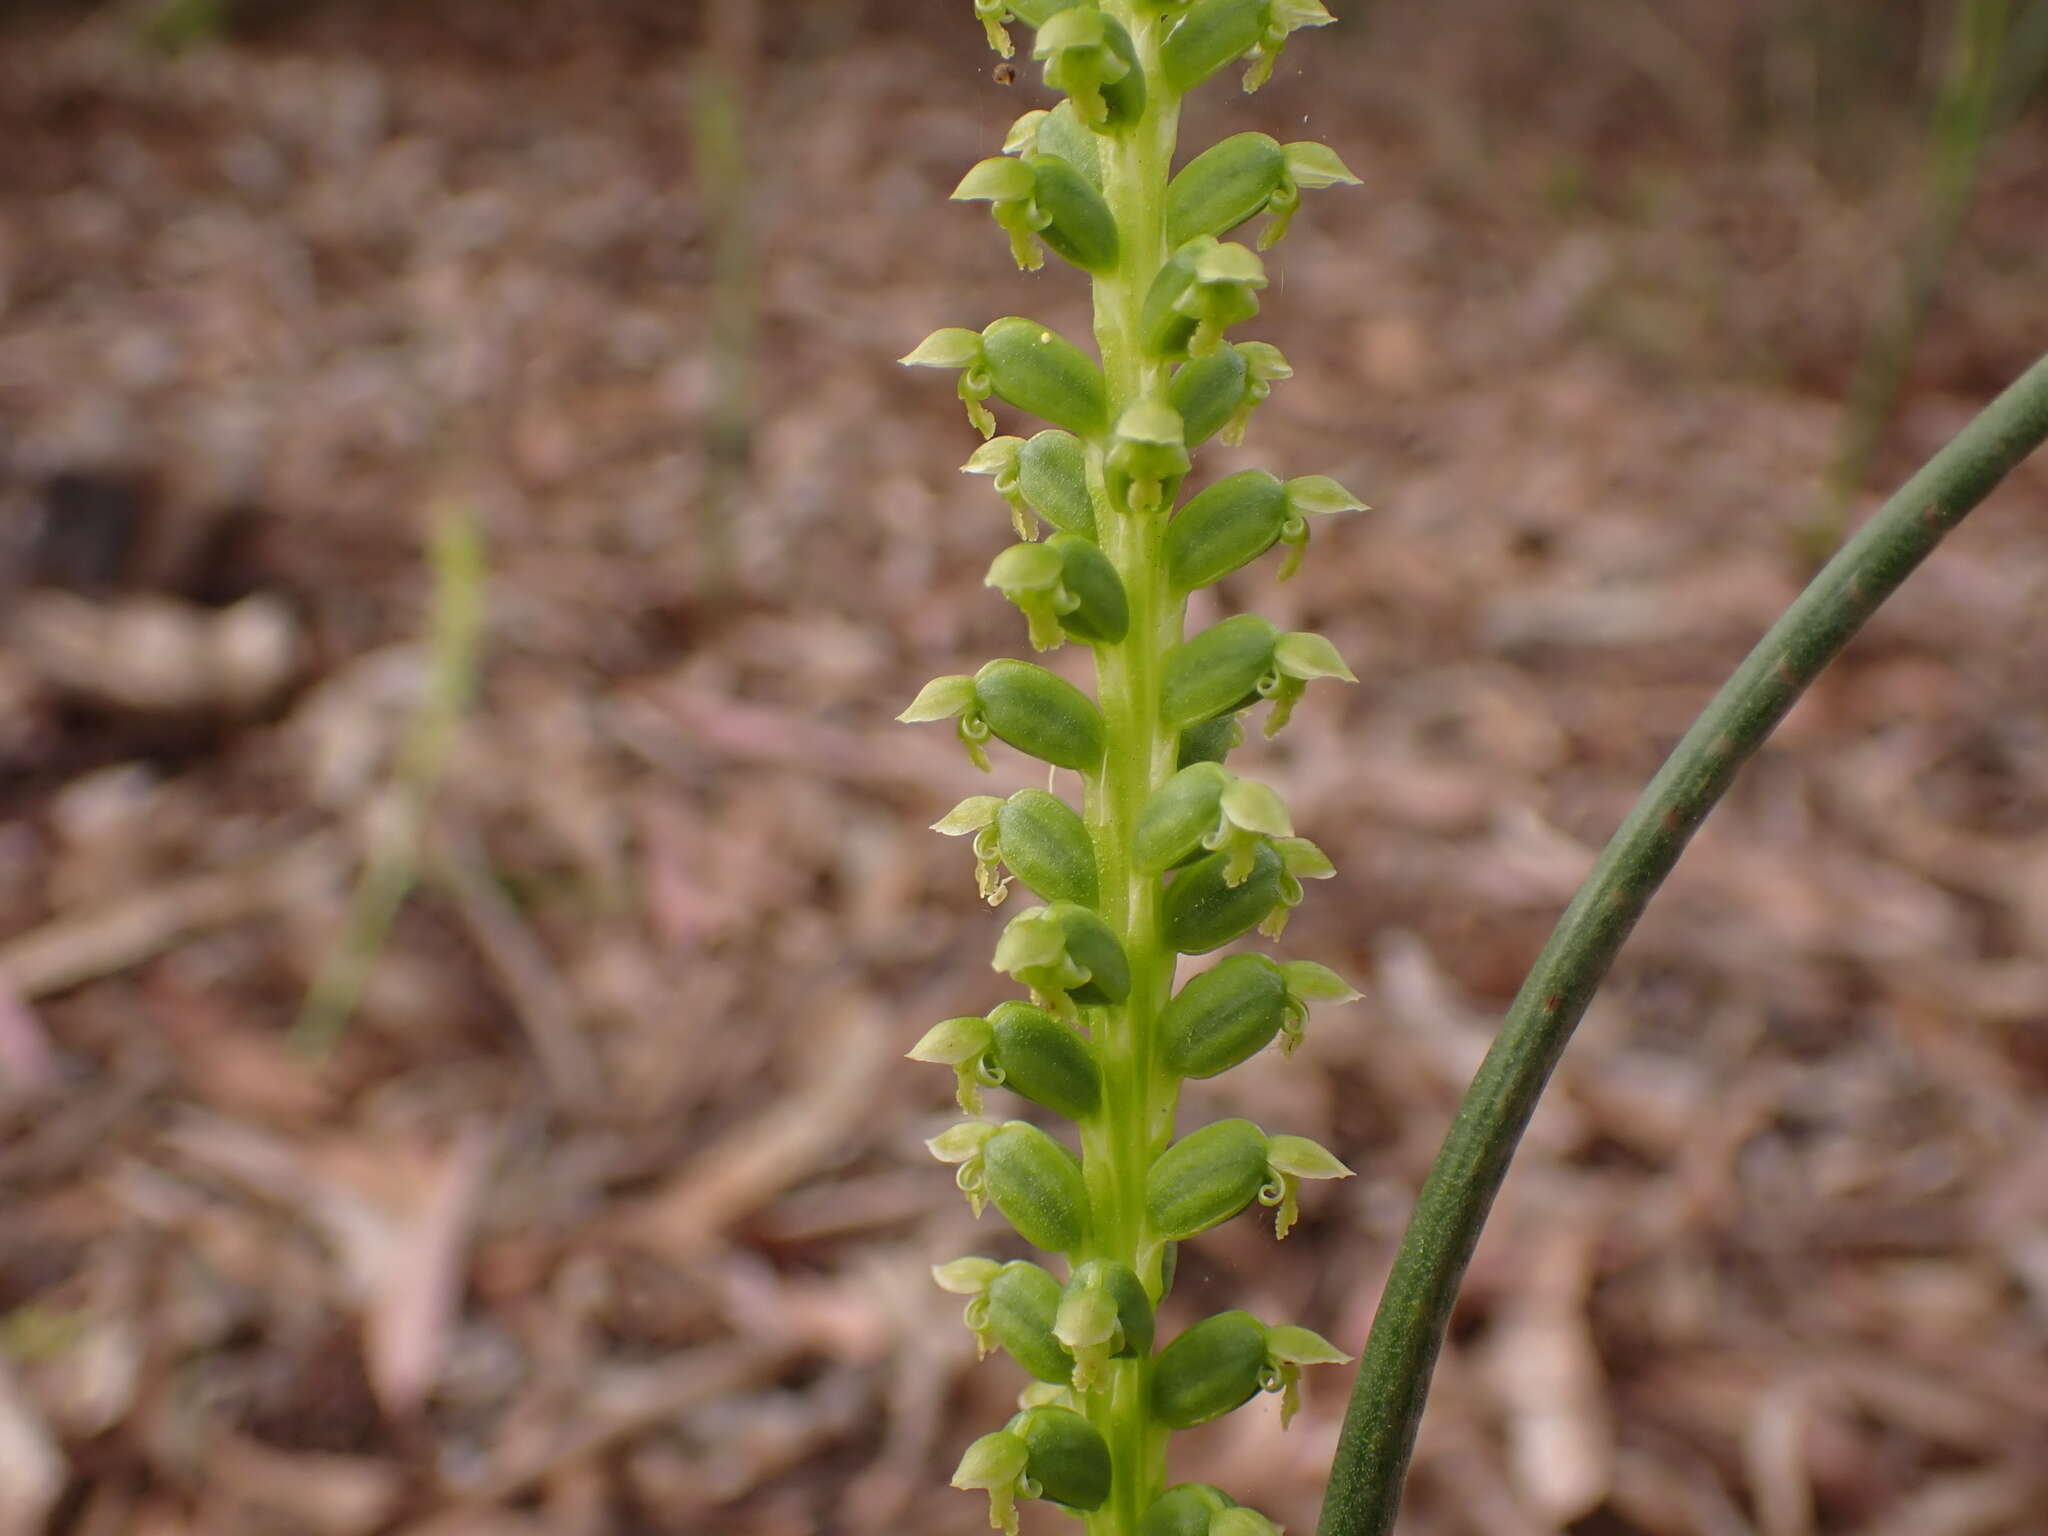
[912,4,1362,1527]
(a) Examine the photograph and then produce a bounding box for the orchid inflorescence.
[899,3,1366,1531]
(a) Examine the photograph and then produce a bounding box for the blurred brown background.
[2,0,2047,1532]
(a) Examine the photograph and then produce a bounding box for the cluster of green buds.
[900,3,1365,1531]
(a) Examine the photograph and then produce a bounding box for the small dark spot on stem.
[1662,806,1685,835]
[1920,501,1943,531]
[1542,994,1563,1016]
[1774,655,1801,691]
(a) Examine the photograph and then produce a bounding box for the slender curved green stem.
[1318,349,2048,1536]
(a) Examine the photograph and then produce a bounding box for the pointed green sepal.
[953,1430,1030,1535]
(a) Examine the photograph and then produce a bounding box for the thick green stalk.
[1079,8,1184,1529]
[1317,348,2048,1536]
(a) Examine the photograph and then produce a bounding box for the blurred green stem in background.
[1319,348,2048,1536]
[293,507,486,1056]
[692,0,761,600]
[1804,0,2048,555]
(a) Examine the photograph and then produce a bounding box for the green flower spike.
[1108,394,1192,513]
[1259,1131,1351,1239]
[909,1015,1001,1114]
[916,0,1364,1524]
[902,326,998,438]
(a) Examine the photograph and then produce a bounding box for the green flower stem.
[1077,7,1184,1532]
[1318,348,2048,1536]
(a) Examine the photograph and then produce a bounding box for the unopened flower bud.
[1159,952,1289,1078]
[1145,1117,1270,1240]
[1161,614,1278,730]
[972,657,1106,771]
[1134,761,1231,872]
[1158,0,1268,95]
[1161,841,1284,954]
[1165,132,1286,248]
[1150,1310,1270,1428]
[1015,429,1097,538]
[1010,1403,1112,1512]
[988,998,1101,1120]
[985,1259,1074,1383]
[1164,470,1288,591]
[1028,153,1120,272]
[982,317,1111,437]
[993,787,1099,907]
[983,1120,1090,1254]
[1167,343,1251,448]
